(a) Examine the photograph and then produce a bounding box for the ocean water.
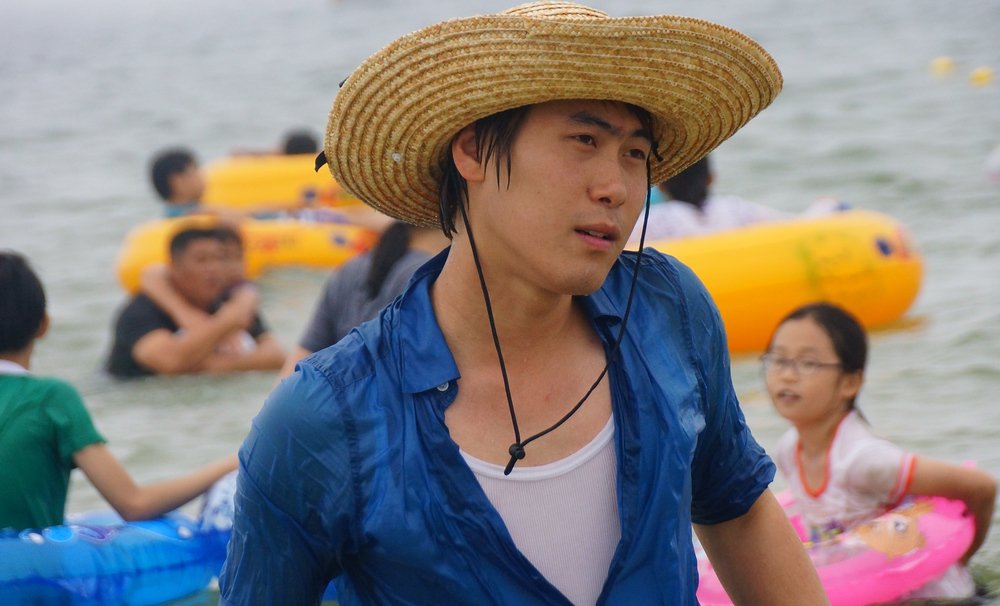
[2,0,998,602]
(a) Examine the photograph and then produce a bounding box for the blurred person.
[281,129,320,155]
[106,226,284,378]
[220,3,825,604]
[278,221,449,378]
[629,155,787,241]
[139,226,256,355]
[764,302,996,599]
[0,251,238,531]
[150,147,208,218]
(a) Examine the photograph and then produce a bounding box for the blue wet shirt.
[219,248,774,605]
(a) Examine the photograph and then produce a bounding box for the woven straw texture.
[326,1,782,227]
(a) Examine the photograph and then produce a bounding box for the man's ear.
[35,313,50,340]
[451,125,485,183]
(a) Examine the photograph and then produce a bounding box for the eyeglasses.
[760,353,842,376]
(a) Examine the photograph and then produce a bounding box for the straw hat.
[323,1,782,228]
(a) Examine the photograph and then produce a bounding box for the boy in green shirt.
[0,251,237,531]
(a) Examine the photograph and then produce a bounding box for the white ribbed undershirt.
[461,417,619,605]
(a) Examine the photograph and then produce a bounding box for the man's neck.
[166,274,212,312]
[433,241,584,367]
[0,348,32,371]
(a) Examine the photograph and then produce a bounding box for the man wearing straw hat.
[220,2,827,604]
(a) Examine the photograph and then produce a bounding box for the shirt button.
[436,382,449,392]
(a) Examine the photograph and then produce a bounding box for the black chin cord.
[457,163,656,476]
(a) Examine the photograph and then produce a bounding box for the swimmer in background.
[149,141,391,230]
[106,226,285,377]
[278,220,450,378]
[763,302,996,599]
[230,128,321,157]
[139,225,258,355]
[629,155,787,241]
[150,147,208,218]
[629,154,850,243]
[0,251,238,531]
[148,147,250,221]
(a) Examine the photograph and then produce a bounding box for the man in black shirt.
[106,226,284,378]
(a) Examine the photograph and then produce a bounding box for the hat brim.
[326,11,782,227]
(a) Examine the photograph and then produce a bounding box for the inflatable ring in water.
[115,213,378,293]
[641,209,923,353]
[0,511,229,605]
[696,494,975,605]
[202,153,359,210]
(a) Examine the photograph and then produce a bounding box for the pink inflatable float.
[697,494,975,605]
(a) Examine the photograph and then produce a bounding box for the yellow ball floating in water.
[970,66,994,87]
[929,56,955,76]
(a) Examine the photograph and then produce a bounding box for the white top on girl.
[775,410,916,542]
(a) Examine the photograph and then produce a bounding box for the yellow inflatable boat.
[202,154,359,210]
[115,215,378,293]
[643,210,923,353]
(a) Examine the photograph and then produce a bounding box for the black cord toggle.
[503,443,526,475]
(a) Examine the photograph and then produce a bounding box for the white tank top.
[461,417,619,605]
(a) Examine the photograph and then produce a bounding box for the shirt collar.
[397,249,461,394]
[395,249,631,394]
[0,359,29,375]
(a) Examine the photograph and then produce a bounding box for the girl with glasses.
[763,302,996,599]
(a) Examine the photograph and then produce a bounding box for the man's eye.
[574,134,596,146]
[628,148,648,160]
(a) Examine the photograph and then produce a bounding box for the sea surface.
[2,0,998,602]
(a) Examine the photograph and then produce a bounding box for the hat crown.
[502,1,608,20]
[327,2,783,228]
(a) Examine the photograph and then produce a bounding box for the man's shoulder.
[612,249,706,301]
[0,375,85,418]
[266,322,397,442]
[116,293,167,318]
[297,315,391,392]
[110,294,176,353]
[607,250,722,342]
[0,373,79,400]
[116,294,177,329]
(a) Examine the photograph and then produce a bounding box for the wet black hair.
[0,251,47,353]
[212,225,243,249]
[168,226,222,260]
[282,130,319,155]
[150,148,197,201]
[661,155,711,209]
[438,106,530,237]
[770,302,868,408]
[365,221,412,300]
[437,102,659,237]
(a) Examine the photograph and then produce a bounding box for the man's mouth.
[577,229,612,240]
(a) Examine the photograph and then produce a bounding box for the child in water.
[0,251,238,531]
[763,302,996,598]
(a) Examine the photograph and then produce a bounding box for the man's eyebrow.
[568,112,653,144]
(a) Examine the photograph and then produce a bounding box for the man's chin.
[565,273,611,297]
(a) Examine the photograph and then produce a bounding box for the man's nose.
[588,156,628,208]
